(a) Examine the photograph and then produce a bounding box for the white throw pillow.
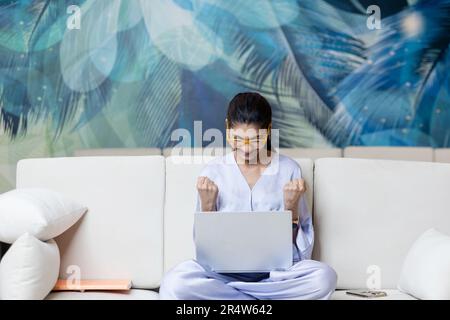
[398,228,450,300]
[0,233,60,300]
[0,188,87,243]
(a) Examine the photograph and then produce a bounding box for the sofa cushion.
[343,146,433,162]
[163,154,314,273]
[313,158,450,289]
[73,148,161,156]
[278,148,342,159]
[398,228,450,299]
[0,188,87,243]
[434,148,450,163]
[46,289,159,300]
[16,156,165,289]
[164,156,214,272]
[0,233,59,300]
[162,147,231,157]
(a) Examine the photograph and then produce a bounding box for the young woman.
[160,92,337,300]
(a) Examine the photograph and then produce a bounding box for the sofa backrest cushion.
[16,156,165,289]
[164,155,314,272]
[343,147,433,162]
[278,148,342,159]
[313,158,450,289]
[434,148,450,163]
[164,156,213,272]
[73,148,161,156]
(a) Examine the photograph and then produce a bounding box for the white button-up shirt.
[195,152,314,262]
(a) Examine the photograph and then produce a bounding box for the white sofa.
[13,155,450,300]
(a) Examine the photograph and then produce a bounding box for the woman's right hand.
[197,176,219,212]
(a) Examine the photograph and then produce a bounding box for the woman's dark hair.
[226,92,272,151]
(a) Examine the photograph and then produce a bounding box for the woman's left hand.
[283,179,306,221]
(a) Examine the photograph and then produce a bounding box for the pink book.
[53,279,132,292]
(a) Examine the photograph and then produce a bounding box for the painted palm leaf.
[332,0,450,146]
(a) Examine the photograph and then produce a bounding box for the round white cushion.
[398,228,450,300]
[0,233,60,300]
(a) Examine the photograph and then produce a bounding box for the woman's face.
[227,122,270,163]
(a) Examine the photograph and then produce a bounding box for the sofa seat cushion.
[331,289,416,300]
[46,289,159,300]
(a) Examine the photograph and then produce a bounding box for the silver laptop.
[194,211,293,273]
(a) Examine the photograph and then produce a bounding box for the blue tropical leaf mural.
[0,0,449,192]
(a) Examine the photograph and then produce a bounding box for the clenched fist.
[283,179,306,222]
[197,176,219,212]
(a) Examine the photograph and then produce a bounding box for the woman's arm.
[283,178,306,223]
[196,176,218,211]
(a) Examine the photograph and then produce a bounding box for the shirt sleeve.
[292,164,314,261]
[195,192,201,212]
[192,183,198,242]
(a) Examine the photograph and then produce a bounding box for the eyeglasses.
[225,119,271,148]
[228,135,269,147]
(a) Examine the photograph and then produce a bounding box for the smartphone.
[346,290,388,298]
